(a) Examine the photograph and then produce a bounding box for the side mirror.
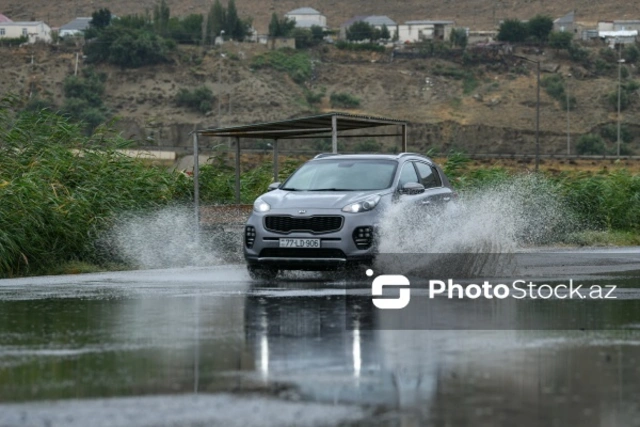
[267,182,281,192]
[401,182,425,195]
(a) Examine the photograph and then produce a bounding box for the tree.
[90,8,112,30]
[527,15,553,43]
[548,31,573,50]
[153,0,170,36]
[268,13,295,37]
[347,21,374,42]
[292,28,314,49]
[310,25,324,42]
[623,44,640,64]
[207,0,226,43]
[450,28,468,49]
[380,24,390,40]
[226,0,241,39]
[497,19,528,43]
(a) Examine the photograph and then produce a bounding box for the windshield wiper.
[280,187,300,191]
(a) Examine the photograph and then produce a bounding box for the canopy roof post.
[234,137,241,204]
[331,114,338,153]
[273,139,279,182]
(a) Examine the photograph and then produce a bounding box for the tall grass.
[0,99,191,277]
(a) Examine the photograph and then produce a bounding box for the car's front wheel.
[247,265,278,281]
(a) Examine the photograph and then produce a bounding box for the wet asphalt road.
[1,248,640,427]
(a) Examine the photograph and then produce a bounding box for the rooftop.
[198,112,406,140]
[60,17,92,31]
[405,20,455,25]
[342,15,396,28]
[0,21,45,26]
[0,13,12,23]
[286,7,321,16]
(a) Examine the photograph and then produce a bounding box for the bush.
[304,88,325,105]
[541,74,565,99]
[527,15,553,43]
[330,92,360,108]
[449,28,468,49]
[608,90,630,111]
[600,123,633,143]
[292,28,321,49]
[63,69,106,107]
[251,50,312,84]
[623,45,640,64]
[335,40,385,52]
[497,19,528,43]
[568,44,590,63]
[0,36,28,46]
[576,134,606,155]
[0,101,191,276]
[62,68,108,132]
[175,86,214,114]
[84,27,172,67]
[548,31,573,50]
[346,21,375,42]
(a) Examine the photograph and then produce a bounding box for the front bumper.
[244,209,378,271]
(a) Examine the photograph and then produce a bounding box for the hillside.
[1,0,639,32]
[2,39,638,158]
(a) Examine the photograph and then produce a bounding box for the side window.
[415,162,442,188]
[398,162,419,188]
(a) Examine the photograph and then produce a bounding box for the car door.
[414,161,453,207]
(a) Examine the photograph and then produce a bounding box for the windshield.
[282,159,397,191]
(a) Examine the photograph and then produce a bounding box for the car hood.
[259,189,387,210]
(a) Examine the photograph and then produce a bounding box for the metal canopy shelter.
[193,112,408,211]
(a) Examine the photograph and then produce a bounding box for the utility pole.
[617,42,625,158]
[566,73,571,155]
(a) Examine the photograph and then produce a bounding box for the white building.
[59,17,92,38]
[285,7,326,29]
[598,30,638,47]
[397,20,455,43]
[0,21,52,43]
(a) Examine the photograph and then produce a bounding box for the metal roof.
[198,112,406,140]
[363,15,397,27]
[0,21,45,27]
[60,17,92,31]
[405,20,455,25]
[286,7,321,16]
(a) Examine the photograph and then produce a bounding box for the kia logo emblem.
[298,210,306,214]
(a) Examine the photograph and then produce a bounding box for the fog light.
[245,226,256,248]
[353,226,374,249]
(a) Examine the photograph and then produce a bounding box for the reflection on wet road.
[1,250,640,426]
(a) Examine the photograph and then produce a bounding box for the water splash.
[374,175,572,276]
[106,206,222,269]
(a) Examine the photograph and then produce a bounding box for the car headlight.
[342,195,381,213]
[253,198,271,213]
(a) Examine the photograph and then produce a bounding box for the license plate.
[279,238,321,248]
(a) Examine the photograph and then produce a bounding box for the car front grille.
[264,215,344,234]
[259,248,346,259]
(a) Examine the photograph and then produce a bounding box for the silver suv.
[244,153,455,279]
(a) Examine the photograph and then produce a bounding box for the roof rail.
[313,153,341,159]
[395,152,422,158]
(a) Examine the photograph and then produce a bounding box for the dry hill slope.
[1,0,639,32]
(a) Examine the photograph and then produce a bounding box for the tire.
[247,265,278,281]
